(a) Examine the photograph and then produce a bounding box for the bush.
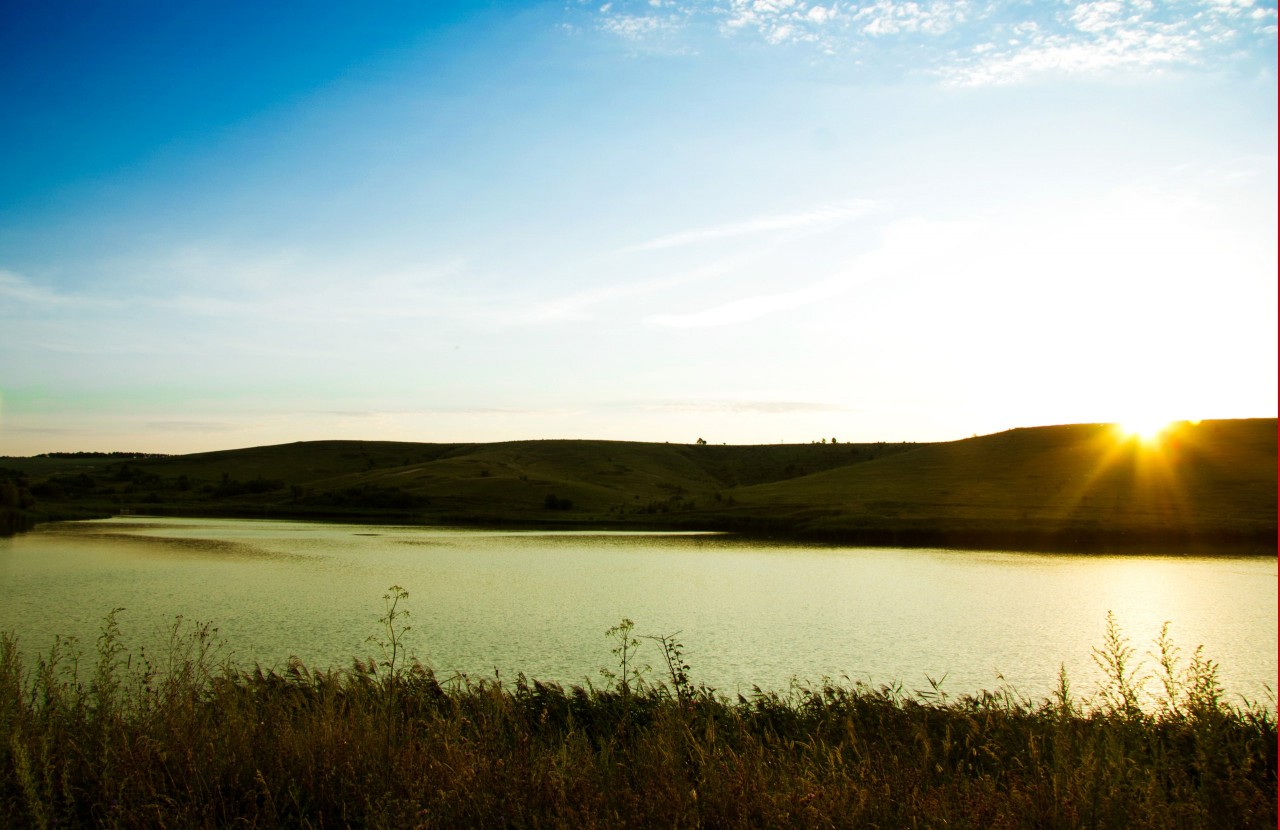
[303,485,427,510]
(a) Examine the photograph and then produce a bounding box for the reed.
[0,599,1273,828]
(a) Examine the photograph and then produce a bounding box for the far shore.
[8,504,1275,557]
[4,418,1275,555]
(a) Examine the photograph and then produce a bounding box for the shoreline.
[13,504,1277,556]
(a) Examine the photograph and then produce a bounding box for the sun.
[1114,416,1175,444]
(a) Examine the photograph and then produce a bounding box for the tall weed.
[0,600,1272,828]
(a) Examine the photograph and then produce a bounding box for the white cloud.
[939,0,1232,86]
[587,0,1275,83]
[601,13,676,39]
[806,5,836,24]
[855,0,969,36]
[943,30,1202,86]
[721,0,838,44]
[1070,1,1126,33]
[1205,0,1257,11]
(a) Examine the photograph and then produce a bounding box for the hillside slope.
[725,419,1276,550]
[4,420,1273,552]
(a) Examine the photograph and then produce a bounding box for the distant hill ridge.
[5,419,1275,553]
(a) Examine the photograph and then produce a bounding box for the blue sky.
[1,0,1276,454]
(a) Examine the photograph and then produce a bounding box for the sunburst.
[1115,416,1174,444]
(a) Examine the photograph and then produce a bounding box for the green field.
[3,418,1275,552]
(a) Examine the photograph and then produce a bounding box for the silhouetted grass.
[1,605,1274,828]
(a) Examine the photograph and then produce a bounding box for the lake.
[0,516,1274,706]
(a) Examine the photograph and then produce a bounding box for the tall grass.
[1,597,1273,828]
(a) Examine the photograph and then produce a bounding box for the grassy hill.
[724,420,1276,550]
[4,419,1274,552]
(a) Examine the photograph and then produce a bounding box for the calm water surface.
[1,517,1274,704]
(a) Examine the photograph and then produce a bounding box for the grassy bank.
[1,597,1274,828]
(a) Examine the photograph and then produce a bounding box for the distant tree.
[696,438,707,445]
[36,451,171,459]
[544,493,572,510]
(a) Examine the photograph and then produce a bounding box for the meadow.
[1,593,1274,828]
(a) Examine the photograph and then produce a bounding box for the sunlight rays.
[1045,421,1198,541]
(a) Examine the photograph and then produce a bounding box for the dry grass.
[1,603,1274,829]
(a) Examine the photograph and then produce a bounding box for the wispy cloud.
[320,406,575,419]
[0,270,119,311]
[644,276,848,327]
[1,253,475,329]
[144,420,245,433]
[0,255,494,375]
[2,426,83,435]
[481,252,753,326]
[622,199,876,253]
[601,11,684,39]
[643,214,982,328]
[641,399,848,413]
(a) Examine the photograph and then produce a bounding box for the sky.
[1,0,1276,455]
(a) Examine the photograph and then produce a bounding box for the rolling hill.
[3,419,1274,552]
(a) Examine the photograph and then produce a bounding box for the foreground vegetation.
[3,418,1276,552]
[2,593,1274,828]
